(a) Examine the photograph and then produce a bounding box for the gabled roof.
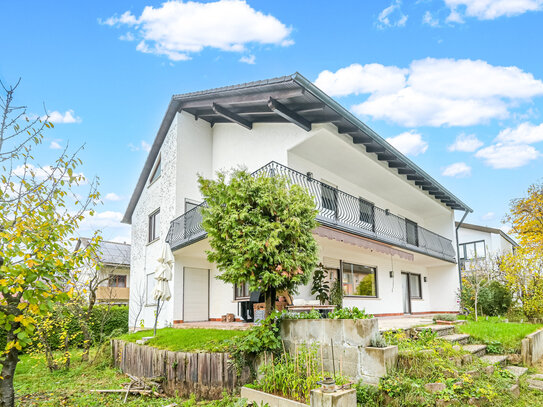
[122,73,472,224]
[75,238,131,266]
[456,222,519,247]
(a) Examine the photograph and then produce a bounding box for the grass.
[117,328,246,352]
[457,317,543,353]
[14,348,248,406]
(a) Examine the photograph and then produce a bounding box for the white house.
[456,222,518,270]
[122,73,472,329]
[75,238,131,304]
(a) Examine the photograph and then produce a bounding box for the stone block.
[462,354,473,365]
[240,387,308,407]
[483,365,495,375]
[509,384,520,398]
[310,388,356,407]
[322,320,344,344]
[424,382,446,393]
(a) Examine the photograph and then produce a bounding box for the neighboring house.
[456,222,518,270]
[75,238,131,304]
[122,73,472,328]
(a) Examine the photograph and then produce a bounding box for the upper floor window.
[405,219,419,246]
[148,209,160,242]
[108,275,127,288]
[359,198,375,229]
[321,181,337,214]
[149,156,161,185]
[459,240,486,260]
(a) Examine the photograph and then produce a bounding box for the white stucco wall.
[129,115,179,329]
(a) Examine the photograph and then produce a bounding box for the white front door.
[184,267,209,322]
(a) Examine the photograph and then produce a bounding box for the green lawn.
[117,328,246,352]
[457,317,543,353]
[14,349,245,406]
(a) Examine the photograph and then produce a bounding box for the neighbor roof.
[122,73,472,223]
[76,238,131,266]
[456,222,519,247]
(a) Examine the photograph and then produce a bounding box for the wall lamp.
[389,270,394,278]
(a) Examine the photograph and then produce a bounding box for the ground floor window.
[234,282,250,300]
[408,273,422,299]
[146,273,156,306]
[342,262,377,297]
[108,275,127,288]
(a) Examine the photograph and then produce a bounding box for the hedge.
[0,305,128,352]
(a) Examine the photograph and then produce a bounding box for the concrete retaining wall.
[522,328,543,366]
[280,319,397,384]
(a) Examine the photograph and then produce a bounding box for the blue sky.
[2,0,543,242]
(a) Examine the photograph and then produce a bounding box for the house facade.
[456,222,518,270]
[122,73,472,329]
[75,238,131,304]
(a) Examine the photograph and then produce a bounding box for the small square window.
[234,282,250,300]
[108,275,127,288]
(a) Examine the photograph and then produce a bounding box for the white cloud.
[239,54,256,64]
[315,63,407,97]
[482,212,495,221]
[119,32,135,41]
[12,164,87,184]
[128,140,152,152]
[324,57,543,127]
[377,0,408,28]
[49,140,62,150]
[422,11,440,26]
[475,143,540,168]
[444,0,543,21]
[80,210,123,229]
[448,133,484,152]
[105,192,122,201]
[43,110,81,124]
[442,162,472,177]
[386,130,428,156]
[111,235,131,244]
[100,0,293,61]
[495,122,543,144]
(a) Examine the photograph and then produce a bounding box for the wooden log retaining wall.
[111,339,251,399]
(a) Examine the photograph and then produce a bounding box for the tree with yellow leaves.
[0,80,100,407]
[501,181,543,320]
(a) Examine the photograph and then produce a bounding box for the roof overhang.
[123,73,472,224]
[456,222,519,247]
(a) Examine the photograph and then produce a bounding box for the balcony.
[166,161,456,263]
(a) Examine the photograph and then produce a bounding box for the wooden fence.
[111,340,251,399]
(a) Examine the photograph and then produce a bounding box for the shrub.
[329,278,343,308]
[328,307,372,320]
[478,281,512,317]
[370,332,388,348]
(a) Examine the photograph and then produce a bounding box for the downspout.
[455,210,470,291]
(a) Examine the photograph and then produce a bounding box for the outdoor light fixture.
[307,171,313,180]
[385,209,390,215]
[424,277,427,282]
[389,270,394,278]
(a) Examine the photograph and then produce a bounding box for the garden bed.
[456,318,543,353]
[117,328,245,352]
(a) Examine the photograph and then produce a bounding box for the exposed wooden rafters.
[212,103,253,130]
[268,97,312,131]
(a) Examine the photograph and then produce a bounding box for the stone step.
[480,354,508,367]
[441,333,470,344]
[527,375,543,391]
[462,344,487,357]
[505,366,528,379]
[415,325,455,337]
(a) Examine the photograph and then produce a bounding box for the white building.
[75,238,131,304]
[456,222,518,270]
[122,73,472,328]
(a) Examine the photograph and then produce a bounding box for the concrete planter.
[362,346,399,382]
[240,387,309,407]
[280,318,395,384]
[522,328,543,365]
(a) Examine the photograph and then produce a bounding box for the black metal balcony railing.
[166,161,456,262]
